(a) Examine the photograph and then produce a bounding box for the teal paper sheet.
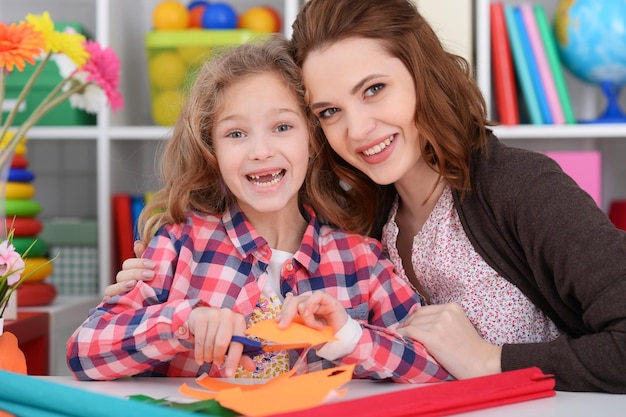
[0,371,204,417]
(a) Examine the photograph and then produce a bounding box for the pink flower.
[0,240,25,286]
[77,40,124,113]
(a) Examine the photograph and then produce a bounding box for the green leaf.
[128,395,240,416]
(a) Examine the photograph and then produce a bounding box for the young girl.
[66,36,450,384]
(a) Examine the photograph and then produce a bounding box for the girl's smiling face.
[213,72,310,220]
[302,37,423,186]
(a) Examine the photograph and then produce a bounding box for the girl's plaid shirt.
[67,204,450,383]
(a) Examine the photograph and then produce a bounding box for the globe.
[554,0,626,123]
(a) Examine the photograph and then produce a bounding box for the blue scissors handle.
[231,335,264,356]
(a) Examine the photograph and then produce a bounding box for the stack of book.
[490,2,575,125]
[112,192,154,275]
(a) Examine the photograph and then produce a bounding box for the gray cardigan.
[452,133,626,392]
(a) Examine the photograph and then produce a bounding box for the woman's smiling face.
[302,37,422,186]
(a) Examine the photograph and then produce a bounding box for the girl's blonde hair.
[291,0,493,237]
[139,35,364,242]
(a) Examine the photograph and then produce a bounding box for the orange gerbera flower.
[0,21,46,72]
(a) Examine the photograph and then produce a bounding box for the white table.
[41,376,626,416]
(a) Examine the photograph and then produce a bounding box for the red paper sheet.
[267,367,555,417]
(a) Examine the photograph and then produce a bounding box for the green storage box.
[2,22,96,127]
[39,218,98,296]
[145,29,266,125]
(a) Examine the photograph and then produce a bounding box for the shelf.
[109,126,171,140]
[492,124,626,140]
[21,123,626,142]
[15,126,99,140]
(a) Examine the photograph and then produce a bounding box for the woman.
[110,0,626,392]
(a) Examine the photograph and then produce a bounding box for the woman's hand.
[277,291,349,334]
[397,302,502,379]
[188,307,255,377]
[104,241,152,300]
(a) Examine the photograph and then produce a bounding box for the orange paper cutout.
[191,367,297,393]
[245,316,336,346]
[178,383,217,400]
[179,318,350,415]
[216,365,355,416]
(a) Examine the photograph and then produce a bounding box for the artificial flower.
[25,12,89,67]
[0,21,45,72]
[0,223,58,318]
[0,226,49,319]
[81,40,124,112]
[63,71,107,114]
[0,11,124,170]
[0,240,24,287]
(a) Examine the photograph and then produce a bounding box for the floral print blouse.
[382,186,561,345]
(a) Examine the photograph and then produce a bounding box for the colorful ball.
[202,2,238,29]
[188,1,210,28]
[178,45,212,65]
[239,6,281,32]
[148,51,187,90]
[152,90,185,126]
[152,0,190,30]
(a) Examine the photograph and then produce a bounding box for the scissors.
[230,335,310,357]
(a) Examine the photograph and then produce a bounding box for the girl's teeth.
[248,170,285,187]
[363,136,394,156]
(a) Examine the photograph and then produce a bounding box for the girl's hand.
[104,241,152,300]
[188,307,254,377]
[277,291,349,334]
[397,302,502,379]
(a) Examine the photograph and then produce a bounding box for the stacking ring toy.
[14,142,27,156]
[17,282,57,306]
[23,257,54,282]
[11,236,47,257]
[9,217,43,237]
[5,199,41,217]
[10,154,28,169]
[8,168,34,183]
[5,182,35,199]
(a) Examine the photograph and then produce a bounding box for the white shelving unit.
[475,0,626,212]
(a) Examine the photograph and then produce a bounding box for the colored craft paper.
[0,370,192,417]
[180,367,298,399]
[245,316,337,346]
[272,367,555,417]
[218,365,353,416]
[544,151,602,207]
[178,318,347,415]
[181,365,355,417]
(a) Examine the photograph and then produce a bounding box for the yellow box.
[145,29,265,125]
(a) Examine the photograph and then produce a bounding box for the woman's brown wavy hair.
[291,0,492,237]
[138,35,354,243]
